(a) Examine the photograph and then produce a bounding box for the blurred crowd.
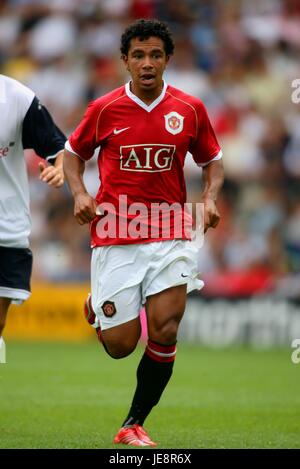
[1,0,300,298]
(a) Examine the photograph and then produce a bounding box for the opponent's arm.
[200,158,224,233]
[22,96,66,188]
[63,149,98,225]
[38,150,64,188]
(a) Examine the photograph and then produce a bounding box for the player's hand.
[74,193,98,225]
[39,162,64,188]
[202,197,220,233]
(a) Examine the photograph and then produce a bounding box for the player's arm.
[22,96,66,188]
[200,158,224,233]
[63,149,98,225]
[190,101,224,233]
[38,150,64,188]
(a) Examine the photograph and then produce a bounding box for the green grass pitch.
[0,341,299,449]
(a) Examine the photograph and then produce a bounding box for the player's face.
[123,37,169,100]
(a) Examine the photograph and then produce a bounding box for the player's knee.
[153,318,180,344]
[101,318,141,359]
[104,337,138,359]
[106,343,137,359]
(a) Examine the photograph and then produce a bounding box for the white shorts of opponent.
[91,239,204,331]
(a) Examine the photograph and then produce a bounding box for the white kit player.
[64,19,224,447]
[0,74,66,363]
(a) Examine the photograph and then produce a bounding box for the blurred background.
[2,0,300,345]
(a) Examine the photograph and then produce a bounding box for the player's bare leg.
[83,295,154,445]
[146,284,187,345]
[114,284,186,446]
[0,298,11,363]
[83,285,187,446]
[84,292,142,358]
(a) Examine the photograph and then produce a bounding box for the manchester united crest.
[101,300,116,317]
[164,111,184,135]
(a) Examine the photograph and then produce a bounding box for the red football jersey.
[66,82,222,247]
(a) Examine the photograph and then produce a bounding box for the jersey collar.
[125,80,168,113]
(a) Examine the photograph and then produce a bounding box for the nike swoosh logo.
[113,127,130,135]
[181,274,189,278]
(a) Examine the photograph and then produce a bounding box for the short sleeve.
[67,101,100,161]
[189,102,222,167]
[22,97,66,163]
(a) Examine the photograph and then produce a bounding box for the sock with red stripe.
[122,339,176,427]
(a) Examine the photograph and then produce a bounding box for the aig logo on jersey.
[164,112,184,135]
[120,144,175,172]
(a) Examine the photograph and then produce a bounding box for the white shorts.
[91,239,204,330]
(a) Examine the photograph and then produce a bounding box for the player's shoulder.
[92,85,127,112]
[0,74,35,106]
[166,84,207,113]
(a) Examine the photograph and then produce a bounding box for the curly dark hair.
[120,19,175,56]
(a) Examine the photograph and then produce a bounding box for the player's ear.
[122,54,129,71]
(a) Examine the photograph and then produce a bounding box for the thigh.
[101,316,141,354]
[91,245,145,331]
[142,239,203,304]
[96,283,143,331]
[97,285,143,355]
[0,297,11,320]
[145,284,187,340]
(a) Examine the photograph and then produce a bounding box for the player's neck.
[130,82,164,105]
